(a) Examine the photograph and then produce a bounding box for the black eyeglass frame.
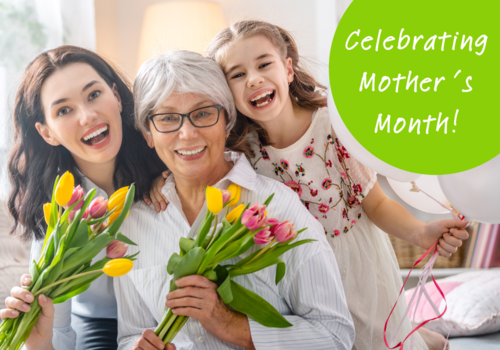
[148,105,224,133]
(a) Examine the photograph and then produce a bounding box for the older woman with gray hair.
[113,50,355,350]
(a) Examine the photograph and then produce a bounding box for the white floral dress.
[247,107,428,350]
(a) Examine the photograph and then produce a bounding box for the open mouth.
[82,124,110,146]
[250,90,275,108]
[175,146,206,156]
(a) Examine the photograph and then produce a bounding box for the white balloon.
[438,154,500,223]
[388,176,451,214]
[327,92,421,182]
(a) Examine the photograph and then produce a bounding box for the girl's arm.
[362,181,469,257]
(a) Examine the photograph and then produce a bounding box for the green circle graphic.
[329,0,500,175]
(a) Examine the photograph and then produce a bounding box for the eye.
[259,62,271,69]
[89,90,101,100]
[57,107,70,117]
[231,73,244,79]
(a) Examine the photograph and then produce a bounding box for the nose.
[177,117,199,141]
[246,69,265,89]
[79,104,98,127]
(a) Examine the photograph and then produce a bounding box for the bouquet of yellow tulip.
[0,171,138,350]
[155,184,314,344]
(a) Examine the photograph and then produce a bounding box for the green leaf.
[67,220,89,248]
[166,253,182,275]
[194,212,215,248]
[275,258,286,285]
[217,275,233,303]
[105,184,135,236]
[86,207,116,225]
[203,270,217,281]
[263,193,275,206]
[171,247,205,290]
[29,260,39,284]
[52,282,91,304]
[179,237,195,253]
[116,232,138,246]
[228,281,292,328]
[214,265,229,287]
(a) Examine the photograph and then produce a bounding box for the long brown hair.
[206,20,327,157]
[8,45,166,241]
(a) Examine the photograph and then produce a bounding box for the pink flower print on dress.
[322,178,333,190]
[353,184,362,195]
[295,164,305,177]
[310,188,318,197]
[340,172,347,180]
[280,159,289,170]
[351,220,357,225]
[318,203,329,214]
[348,196,358,208]
[261,148,270,160]
[334,229,341,237]
[303,146,314,158]
[342,208,348,219]
[285,181,303,197]
[325,160,332,168]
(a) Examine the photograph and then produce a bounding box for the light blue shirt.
[114,152,355,350]
[30,176,117,350]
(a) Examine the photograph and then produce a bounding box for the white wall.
[95,0,337,85]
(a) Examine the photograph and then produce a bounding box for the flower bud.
[43,203,51,225]
[91,222,106,233]
[55,171,75,207]
[66,185,84,210]
[221,190,232,205]
[206,186,223,214]
[89,197,108,219]
[226,204,245,223]
[227,184,241,207]
[242,203,267,231]
[108,186,129,212]
[106,240,128,259]
[103,258,133,277]
[253,227,273,245]
[271,220,296,243]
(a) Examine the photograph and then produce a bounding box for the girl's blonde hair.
[206,20,326,156]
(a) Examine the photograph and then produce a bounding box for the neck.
[257,98,314,149]
[73,157,117,197]
[174,157,233,225]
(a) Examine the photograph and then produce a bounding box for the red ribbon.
[384,241,448,349]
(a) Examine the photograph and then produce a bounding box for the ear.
[285,57,294,84]
[35,122,61,146]
[112,83,123,113]
[142,130,154,148]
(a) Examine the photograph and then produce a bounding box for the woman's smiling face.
[223,34,294,123]
[144,92,228,182]
[37,62,123,167]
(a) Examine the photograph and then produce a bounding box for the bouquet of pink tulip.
[154,184,314,344]
[0,172,138,350]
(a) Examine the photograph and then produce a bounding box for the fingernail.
[23,304,30,311]
[23,277,31,284]
[11,310,18,317]
[40,295,46,303]
[25,294,33,302]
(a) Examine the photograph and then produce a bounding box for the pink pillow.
[406,282,463,321]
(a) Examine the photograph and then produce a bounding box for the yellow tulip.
[103,258,133,277]
[108,186,129,212]
[43,203,51,225]
[227,184,241,207]
[206,186,223,214]
[55,171,75,207]
[226,204,245,223]
[107,210,129,225]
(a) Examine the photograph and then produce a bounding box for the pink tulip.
[271,220,296,243]
[89,197,108,219]
[82,208,89,219]
[266,218,280,227]
[91,222,106,233]
[221,190,232,205]
[68,211,76,222]
[253,227,273,245]
[66,185,84,211]
[106,240,128,259]
[241,203,267,231]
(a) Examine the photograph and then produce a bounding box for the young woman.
[0,45,165,350]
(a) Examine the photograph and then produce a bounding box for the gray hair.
[134,50,237,134]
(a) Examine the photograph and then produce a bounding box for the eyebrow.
[49,80,100,108]
[225,53,273,76]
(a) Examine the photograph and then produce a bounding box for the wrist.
[223,312,254,350]
[413,222,428,248]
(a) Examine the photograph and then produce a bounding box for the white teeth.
[250,90,273,102]
[83,125,108,141]
[256,100,271,108]
[176,147,205,156]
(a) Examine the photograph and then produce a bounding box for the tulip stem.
[205,216,219,250]
[35,270,102,296]
[246,238,277,265]
[58,205,62,220]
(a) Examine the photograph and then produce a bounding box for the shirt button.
[198,336,205,343]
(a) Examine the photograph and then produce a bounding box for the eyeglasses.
[148,105,223,133]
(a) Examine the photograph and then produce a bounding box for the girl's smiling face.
[223,35,294,123]
[36,62,123,168]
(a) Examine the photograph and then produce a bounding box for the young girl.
[148,21,469,350]
[0,46,165,350]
